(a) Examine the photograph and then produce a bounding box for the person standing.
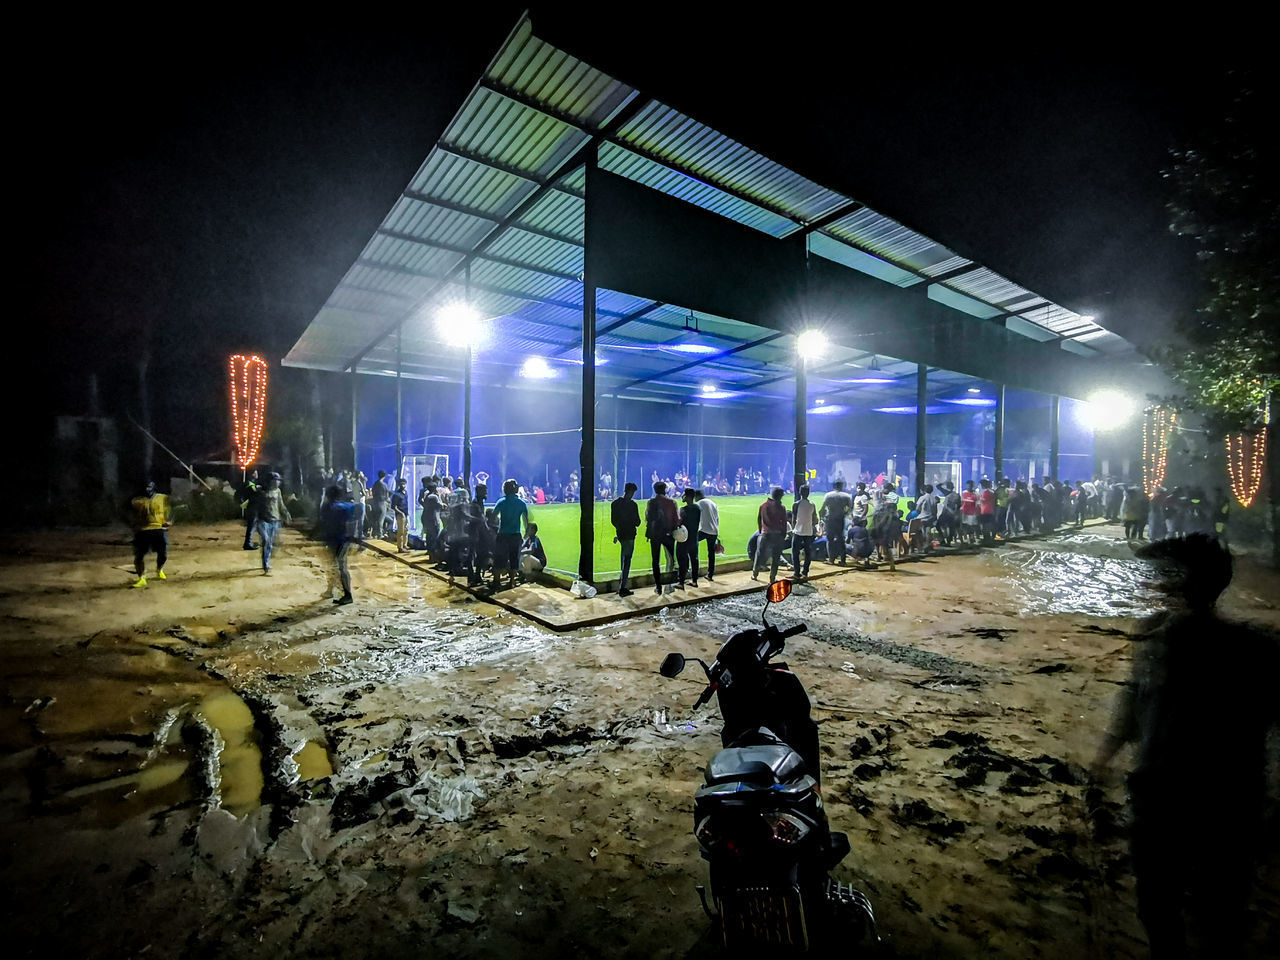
[1095,535,1278,958]
[238,469,261,550]
[915,483,939,551]
[645,481,678,595]
[978,479,996,545]
[790,485,817,580]
[820,480,853,565]
[392,477,411,553]
[872,482,899,571]
[960,481,980,544]
[493,479,529,589]
[369,470,391,540]
[255,473,291,575]
[129,480,171,588]
[676,489,702,589]
[320,484,360,605]
[694,488,720,582]
[752,487,788,583]
[610,482,641,597]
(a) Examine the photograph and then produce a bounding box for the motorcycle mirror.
[767,579,792,603]
[659,653,686,678]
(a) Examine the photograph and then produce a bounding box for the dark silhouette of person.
[1095,534,1278,957]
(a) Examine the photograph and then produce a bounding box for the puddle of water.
[197,691,264,814]
[992,548,1163,618]
[293,741,333,781]
[134,759,191,792]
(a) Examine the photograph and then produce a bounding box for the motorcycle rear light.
[695,816,715,846]
[762,811,809,846]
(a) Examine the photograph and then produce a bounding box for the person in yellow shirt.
[130,480,171,588]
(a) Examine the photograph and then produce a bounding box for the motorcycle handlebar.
[780,623,807,639]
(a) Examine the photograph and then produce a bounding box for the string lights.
[228,354,269,469]
[1141,405,1177,496]
[1225,428,1266,508]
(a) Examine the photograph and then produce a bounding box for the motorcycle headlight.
[761,811,810,846]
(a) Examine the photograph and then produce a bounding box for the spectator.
[820,480,853,566]
[391,478,410,553]
[752,487,788,583]
[676,489,701,589]
[493,478,529,589]
[791,484,817,580]
[255,473,291,575]
[645,481,678,595]
[610,482,641,598]
[695,488,720,583]
[519,522,547,578]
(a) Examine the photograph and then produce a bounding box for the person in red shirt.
[960,480,980,545]
[752,487,789,583]
[978,478,997,545]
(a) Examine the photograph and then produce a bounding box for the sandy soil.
[1,522,1276,958]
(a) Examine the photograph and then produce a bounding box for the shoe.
[750,573,759,581]
[243,544,257,551]
[334,594,354,606]
[691,581,698,587]
[706,575,714,582]
[262,569,271,576]
[157,570,166,581]
[618,589,633,598]
[131,576,147,588]
[654,586,662,595]
[675,582,685,590]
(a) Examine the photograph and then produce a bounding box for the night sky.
[24,10,1271,463]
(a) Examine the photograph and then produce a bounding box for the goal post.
[399,454,450,535]
[923,460,963,492]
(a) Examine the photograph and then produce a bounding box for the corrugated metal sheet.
[598,142,795,237]
[616,101,848,226]
[487,14,637,129]
[823,208,962,275]
[285,14,1136,376]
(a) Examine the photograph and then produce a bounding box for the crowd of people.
[606,474,1237,595]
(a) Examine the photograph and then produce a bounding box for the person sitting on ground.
[519,522,546,579]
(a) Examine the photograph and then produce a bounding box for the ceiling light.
[519,357,557,379]
[796,330,828,361]
[436,302,487,349]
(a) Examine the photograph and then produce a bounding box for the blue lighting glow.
[940,397,997,407]
[840,377,895,384]
[873,405,950,415]
[661,343,720,355]
[808,404,849,415]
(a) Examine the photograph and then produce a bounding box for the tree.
[1162,79,1280,558]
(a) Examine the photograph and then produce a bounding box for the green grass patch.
[524,494,831,579]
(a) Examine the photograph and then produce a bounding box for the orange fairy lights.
[1225,428,1266,508]
[1141,406,1177,496]
[229,354,269,469]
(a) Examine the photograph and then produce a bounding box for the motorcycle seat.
[705,743,807,787]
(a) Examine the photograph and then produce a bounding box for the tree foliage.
[1162,80,1279,435]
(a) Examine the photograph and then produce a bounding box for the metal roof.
[285,12,1135,394]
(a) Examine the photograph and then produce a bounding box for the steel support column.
[794,356,807,495]
[994,383,1006,482]
[915,364,927,494]
[395,327,403,477]
[1050,395,1061,480]
[350,369,359,472]
[462,345,472,487]
[580,159,598,582]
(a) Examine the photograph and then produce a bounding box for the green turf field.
[523,493,851,579]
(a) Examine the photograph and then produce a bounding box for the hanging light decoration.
[1141,405,1177,496]
[229,354,269,469]
[1225,428,1266,508]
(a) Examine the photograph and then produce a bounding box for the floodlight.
[519,357,557,379]
[662,343,719,355]
[436,302,487,349]
[796,330,827,360]
[941,397,997,407]
[701,382,715,394]
[967,387,981,394]
[808,403,849,416]
[1080,389,1137,431]
[844,377,895,385]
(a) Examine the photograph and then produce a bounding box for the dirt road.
[1,523,1276,957]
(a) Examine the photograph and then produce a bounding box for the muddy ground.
[1,524,1277,958]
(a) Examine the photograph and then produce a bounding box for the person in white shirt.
[791,484,818,580]
[852,481,870,523]
[695,489,721,582]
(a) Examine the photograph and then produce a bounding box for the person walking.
[645,481,678,595]
[239,468,261,550]
[694,488,720,582]
[820,480,853,565]
[392,477,411,553]
[610,482,641,597]
[419,477,443,558]
[493,478,529,589]
[676,489,702,588]
[255,473,291,575]
[368,470,391,540]
[978,479,997,545]
[790,484,817,579]
[752,487,788,583]
[129,480,171,588]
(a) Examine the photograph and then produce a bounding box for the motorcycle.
[659,579,878,951]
